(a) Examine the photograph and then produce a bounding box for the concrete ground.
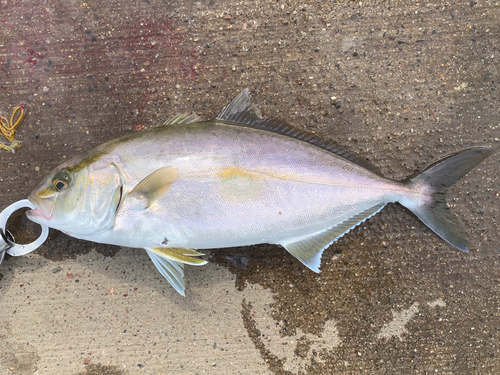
[0,0,499,374]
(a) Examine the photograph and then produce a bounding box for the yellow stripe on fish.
[217,166,261,180]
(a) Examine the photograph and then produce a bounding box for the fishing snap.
[0,199,49,261]
[0,229,15,265]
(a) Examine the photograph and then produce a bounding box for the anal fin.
[281,203,386,273]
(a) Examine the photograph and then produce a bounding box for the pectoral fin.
[129,167,178,208]
[281,203,386,273]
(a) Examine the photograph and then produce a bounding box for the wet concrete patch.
[215,202,500,373]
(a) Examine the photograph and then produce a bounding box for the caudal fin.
[401,147,494,252]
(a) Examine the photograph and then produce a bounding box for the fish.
[26,89,494,295]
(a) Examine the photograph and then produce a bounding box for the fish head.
[27,153,123,236]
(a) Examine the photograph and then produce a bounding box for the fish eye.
[52,173,71,192]
[53,180,68,191]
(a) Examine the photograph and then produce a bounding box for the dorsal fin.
[163,113,202,126]
[216,89,383,176]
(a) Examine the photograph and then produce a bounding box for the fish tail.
[400,147,494,252]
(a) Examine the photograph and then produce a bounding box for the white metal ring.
[0,199,49,257]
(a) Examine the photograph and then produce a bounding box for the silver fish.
[26,89,494,295]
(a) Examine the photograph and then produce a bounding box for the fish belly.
[163,180,391,249]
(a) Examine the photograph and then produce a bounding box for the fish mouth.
[26,197,54,223]
[26,208,52,221]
